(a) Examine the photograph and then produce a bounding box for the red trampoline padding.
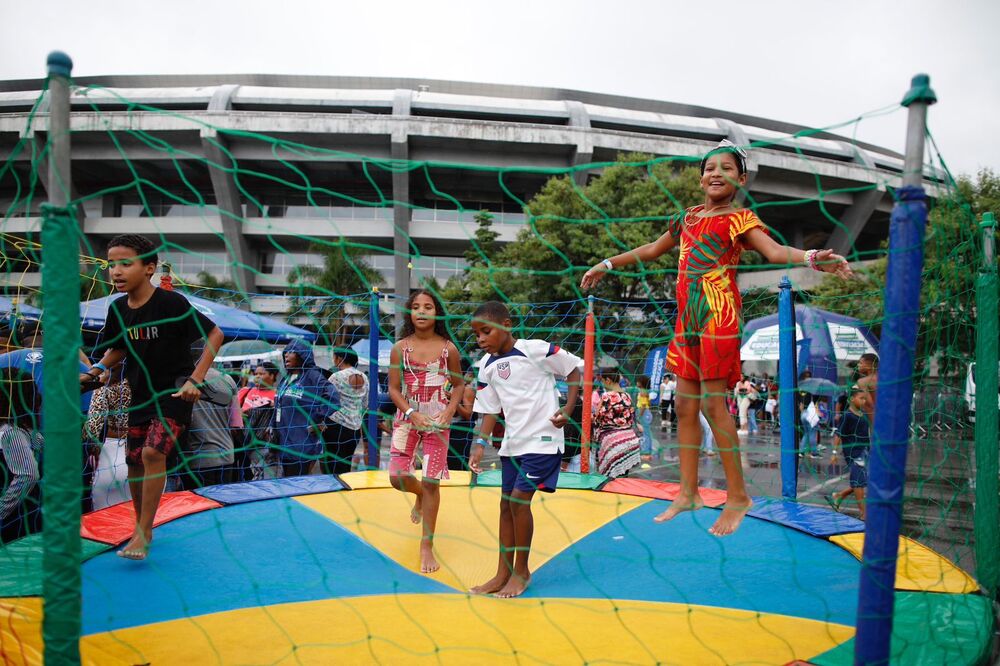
[81,492,222,545]
[602,477,727,508]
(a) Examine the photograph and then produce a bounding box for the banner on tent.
[741,324,804,361]
[645,346,667,406]
[828,324,878,360]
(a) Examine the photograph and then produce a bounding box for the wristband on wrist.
[601,258,613,270]
[475,437,488,447]
[404,407,415,419]
[804,249,820,271]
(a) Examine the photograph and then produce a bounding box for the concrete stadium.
[0,74,938,308]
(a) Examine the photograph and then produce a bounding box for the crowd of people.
[1,139,868,597]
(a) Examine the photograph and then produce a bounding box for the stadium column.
[41,51,83,666]
[713,119,757,206]
[826,142,884,258]
[392,89,413,331]
[28,94,96,280]
[854,74,936,666]
[200,85,255,295]
[566,101,592,188]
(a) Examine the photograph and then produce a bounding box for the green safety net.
[0,80,996,665]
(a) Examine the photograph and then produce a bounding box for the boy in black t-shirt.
[81,235,223,560]
[825,385,870,520]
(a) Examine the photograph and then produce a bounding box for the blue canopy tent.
[351,338,393,370]
[0,297,42,320]
[79,293,316,344]
[0,348,93,413]
[741,305,879,384]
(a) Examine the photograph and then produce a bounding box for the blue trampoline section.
[193,475,346,505]
[531,501,861,626]
[748,497,864,537]
[81,498,452,635]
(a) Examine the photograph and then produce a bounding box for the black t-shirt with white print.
[99,288,216,427]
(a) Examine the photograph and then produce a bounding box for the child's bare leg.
[471,495,514,594]
[655,379,704,523]
[854,488,866,520]
[703,381,753,536]
[419,479,440,573]
[496,488,534,598]
[119,448,166,559]
[390,473,424,523]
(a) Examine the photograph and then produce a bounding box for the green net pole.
[974,211,999,600]
[41,51,82,666]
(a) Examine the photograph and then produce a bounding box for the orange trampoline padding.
[602,477,727,508]
[81,492,223,545]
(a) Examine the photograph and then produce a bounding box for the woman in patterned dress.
[593,369,642,478]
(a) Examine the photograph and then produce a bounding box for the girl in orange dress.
[581,140,853,536]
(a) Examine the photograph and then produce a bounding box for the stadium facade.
[0,74,936,310]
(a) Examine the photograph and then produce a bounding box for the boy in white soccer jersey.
[468,301,581,598]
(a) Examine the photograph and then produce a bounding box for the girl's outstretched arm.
[580,230,678,289]
[742,228,854,279]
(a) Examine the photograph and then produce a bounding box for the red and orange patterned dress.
[665,205,768,387]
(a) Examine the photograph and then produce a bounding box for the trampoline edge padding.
[193,475,347,505]
[80,491,222,545]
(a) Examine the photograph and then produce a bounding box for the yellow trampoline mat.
[7,595,853,665]
[829,532,979,594]
[339,469,474,490]
[295,485,649,593]
[0,597,42,666]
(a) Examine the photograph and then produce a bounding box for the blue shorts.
[844,448,868,488]
[501,453,561,495]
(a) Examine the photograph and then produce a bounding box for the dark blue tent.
[80,293,315,344]
[741,305,879,383]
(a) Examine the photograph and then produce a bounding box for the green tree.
[193,271,240,304]
[808,169,1000,380]
[288,242,385,347]
[460,209,502,302]
[488,154,702,305]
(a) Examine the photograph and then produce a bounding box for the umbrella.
[798,377,843,396]
[351,338,393,369]
[214,340,281,365]
[0,348,93,412]
[741,305,878,383]
[80,293,316,344]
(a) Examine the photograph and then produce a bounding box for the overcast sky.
[1,0,996,178]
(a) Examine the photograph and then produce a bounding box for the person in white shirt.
[659,374,676,431]
[469,301,581,599]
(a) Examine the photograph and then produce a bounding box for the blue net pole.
[854,74,935,666]
[777,276,798,499]
[366,288,380,469]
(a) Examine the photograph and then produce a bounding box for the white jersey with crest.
[474,338,581,456]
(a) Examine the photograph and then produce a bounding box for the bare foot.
[495,573,530,598]
[116,533,151,561]
[708,498,754,537]
[470,574,509,595]
[653,494,704,523]
[410,497,422,524]
[420,544,440,574]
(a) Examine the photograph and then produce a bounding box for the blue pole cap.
[901,73,937,107]
[46,51,73,78]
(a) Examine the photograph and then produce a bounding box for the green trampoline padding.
[0,534,111,597]
[810,591,995,665]
[473,470,607,490]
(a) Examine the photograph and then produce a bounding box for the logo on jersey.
[497,361,511,380]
